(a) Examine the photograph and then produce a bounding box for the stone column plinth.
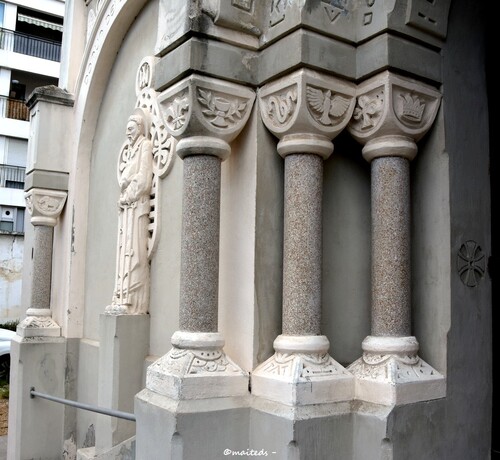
[17,188,67,338]
[347,70,445,405]
[251,68,356,406]
[144,74,255,399]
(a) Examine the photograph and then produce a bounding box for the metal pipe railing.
[0,27,61,62]
[30,387,136,421]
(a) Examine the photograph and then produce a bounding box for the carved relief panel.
[348,71,441,151]
[259,68,356,143]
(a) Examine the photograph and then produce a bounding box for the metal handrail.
[0,27,61,62]
[30,387,136,421]
[0,164,26,187]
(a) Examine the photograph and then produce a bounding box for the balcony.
[0,96,29,121]
[0,165,25,190]
[0,27,61,62]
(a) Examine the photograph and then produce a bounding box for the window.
[0,206,24,233]
[0,164,25,189]
[0,3,4,28]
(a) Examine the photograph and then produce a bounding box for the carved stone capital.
[17,308,61,338]
[158,74,255,160]
[251,335,353,405]
[145,331,248,400]
[258,68,356,158]
[347,336,445,405]
[348,71,441,161]
[24,188,68,227]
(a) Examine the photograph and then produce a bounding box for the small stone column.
[144,74,255,399]
[347,70,445,405]
[252,68,355,405]
[17,188,67,337]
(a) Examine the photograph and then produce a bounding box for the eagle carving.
[306,87,351,126]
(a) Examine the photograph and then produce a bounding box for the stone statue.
[106,108,153,315]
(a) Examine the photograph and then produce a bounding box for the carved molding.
[347,335,443,385]
[83,0,129,85]
[251,335,354,404]
[25,188,68,226]
[348,350,439,384]
[133,56,176,258]
[258,68,356,146]
[17,308,61,338]
[153,346,243,376]
[257,351,351,380]
[202,0,260,36]
[348,71,441,150]
[146,332,248,399]
[159,74,255,156]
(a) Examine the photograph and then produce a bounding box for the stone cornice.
[152,0,449,90]
[156,0,451,52]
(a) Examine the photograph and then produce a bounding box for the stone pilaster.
[17,188,67,338]
[145,74,256,399]
[347,70,445,405]
[252,68,355,405]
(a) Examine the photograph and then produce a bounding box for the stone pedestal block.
[251,335,353,406]
[348,336,446,405]
[146,331,248,400]
[249,399,353,460]
[95,314,150,453]
[7,336,67,459]
[135,389,249,459]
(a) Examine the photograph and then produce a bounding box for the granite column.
[347,71,445,405]
[17,188,67,337]
[252,69,356,405]
[144,74,255,399]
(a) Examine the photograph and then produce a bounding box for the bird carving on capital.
[306,87,351,125]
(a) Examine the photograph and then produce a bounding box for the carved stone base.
[146,331,248,400]
[17,309,61,338]
[104,303,129,315]
[251,335,354,406]
[347,336,446,405]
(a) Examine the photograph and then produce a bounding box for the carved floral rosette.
[158,74,256,156]
[258,68,356,154]
[24,188,68,227]
[348,70,441,159]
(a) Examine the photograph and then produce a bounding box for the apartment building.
[0,0,64,321]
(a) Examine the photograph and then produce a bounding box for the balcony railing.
[0,27,61,62]
[0,95,29,121]
[0,164,26,189]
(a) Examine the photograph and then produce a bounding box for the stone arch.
[60,0,151,337]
